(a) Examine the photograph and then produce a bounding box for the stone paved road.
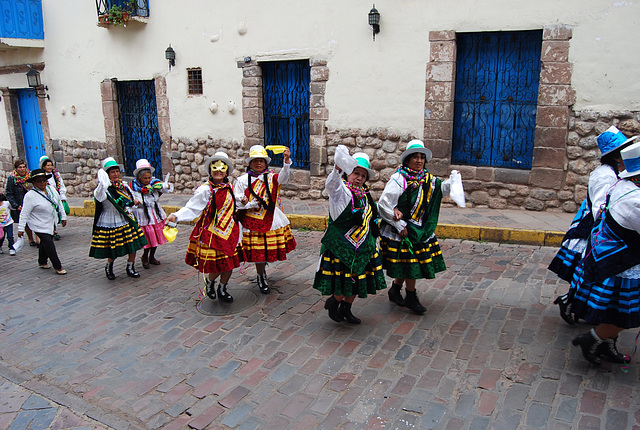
[1,218,639,429]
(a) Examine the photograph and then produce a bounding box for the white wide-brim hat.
[102,157,124,172]
[401,140,433,164]
[204,151,234,174]
[245,145,271,165]
[352,152,375,179]
[133,159,155,177]
[619,141,640,179]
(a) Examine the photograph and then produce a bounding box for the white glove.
[97,169,110,189]
[448,170,466,208]
[334,145,357,175]
[164,172,174,192]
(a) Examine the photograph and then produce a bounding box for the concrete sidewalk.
[65,194,574,247]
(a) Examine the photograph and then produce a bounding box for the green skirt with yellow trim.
[312,249,386,298]
[380,236,446,279]
[89,223,147,259]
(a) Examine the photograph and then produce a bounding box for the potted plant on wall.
[98,0,134,27]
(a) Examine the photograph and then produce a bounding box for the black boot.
[388,282,406,307]
[257,274,270,294]
[105,262,115,280]
[217,283,233,303]
[572,329,603,366]
[553,294,575,326]
[339,301,361,324]
[324,296,343,322]
[596,337,627,364]
[404,290,427,315]
[205,278,216,300]
[126,262,140,278]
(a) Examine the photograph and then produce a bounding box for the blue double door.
[17,89,46,170]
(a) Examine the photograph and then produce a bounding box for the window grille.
[188,69,203,95]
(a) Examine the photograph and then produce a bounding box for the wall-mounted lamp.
[368,5,380,41]
[165,44,176,70]
[26,68,49,99]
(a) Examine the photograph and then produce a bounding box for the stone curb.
[70,201,564,247]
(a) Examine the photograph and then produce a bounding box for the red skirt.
[241,225,296,263]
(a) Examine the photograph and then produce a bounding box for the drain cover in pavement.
[194,289,259,316]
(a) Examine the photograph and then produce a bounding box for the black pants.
[35,232,62,270]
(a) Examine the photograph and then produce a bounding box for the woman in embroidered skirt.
[89,157,147,280]
[5,159,35,246]
[313,146,386,324]
[379,140,461,315]
[39,155,67,240]
[570,141,640,366]
[167,151,241,303]
[234,145,296,295]
[130,159,174,269]
[17,169,67,275]
[550,126,639,326]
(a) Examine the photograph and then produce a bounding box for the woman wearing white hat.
[167,151,241,303]
[89,157,147,280]
[550,126,639,332]
[378,140,463,315]
[313,145,386,324]
[570,140,640,366]
[130,159,174,269]
[234,145,296,294]
[39,155,67,240]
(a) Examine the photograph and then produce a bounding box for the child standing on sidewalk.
[313,146,386,324]
[0,193,16,255]
[167,152,241,303]
[234,145,296,294]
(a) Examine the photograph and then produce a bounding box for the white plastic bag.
[13,236,24,252]
[334,145,357,175]
[449,170,466,207]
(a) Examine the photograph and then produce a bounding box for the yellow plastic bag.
[163,226,178,243]
[265,145,286,154]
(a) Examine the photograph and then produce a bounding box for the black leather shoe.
[258,275,270,294]
[324,296,343,322]
[572,330,602,366]
[105,262,116,280]
[388,282,406,307]
[597,337,627,364]
[205,278,216,300]
[217,283,233,303]
[126,263,140,278]
[339,301,361,324]
[405,290,427,315]
[553,294,575,326]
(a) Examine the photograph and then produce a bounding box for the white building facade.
[1,0,639,212]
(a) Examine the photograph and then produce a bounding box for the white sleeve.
[588,165,618,218]
[234,175,259,210]
[277,161,292,185]
[325,167,351,220]
[52,188,66,222]
[171,184,211,223]
[18,193,35,233]
[378,174,407,232]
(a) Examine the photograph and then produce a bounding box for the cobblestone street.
[1,217,639,429]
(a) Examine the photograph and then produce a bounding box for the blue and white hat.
[619,141,640,179]
[597,126,638,158]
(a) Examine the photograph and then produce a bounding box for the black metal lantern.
[368,5,380,41]
[26,68,49,99]
[165,44,176,70]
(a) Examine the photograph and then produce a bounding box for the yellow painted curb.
[70,201,564,246]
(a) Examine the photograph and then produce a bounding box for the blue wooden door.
[17,89,46,170]
[117,80,163,176]
[452,31,542,169]
[262,60,310,169]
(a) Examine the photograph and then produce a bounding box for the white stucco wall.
[1,0,639,147]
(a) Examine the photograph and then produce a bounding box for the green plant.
[106,1,134,26]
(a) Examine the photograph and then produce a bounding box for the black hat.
[27,168,52,183]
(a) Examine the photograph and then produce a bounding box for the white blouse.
[18,186,66,235]
[234,162,292,232]
[588,164,618,219]
[131,182,173,227]
[378,171,452,234]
